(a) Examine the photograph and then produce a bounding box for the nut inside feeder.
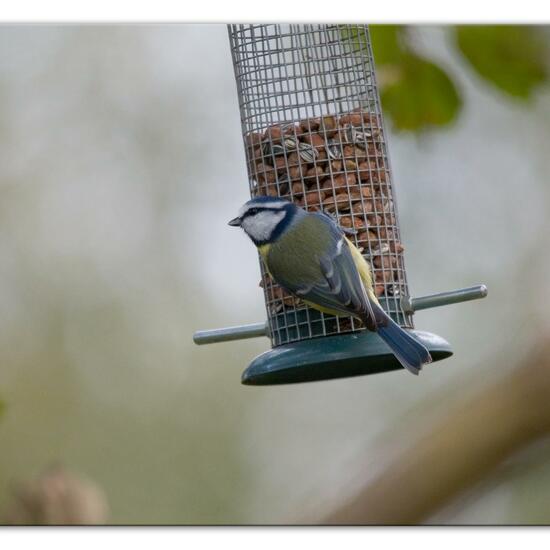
[193,24,487,385]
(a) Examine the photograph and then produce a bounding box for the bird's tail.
[367,301,432,375]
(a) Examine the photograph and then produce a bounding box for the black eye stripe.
[243,205,287,218]
[246,207,268,216]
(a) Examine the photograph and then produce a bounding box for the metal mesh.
[228,24,413,347]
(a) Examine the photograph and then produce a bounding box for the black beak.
[228,217,241,227]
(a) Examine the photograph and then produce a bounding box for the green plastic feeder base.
[242,330,452,385]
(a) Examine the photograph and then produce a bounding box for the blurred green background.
[0,25,549,525]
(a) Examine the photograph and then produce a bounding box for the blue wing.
[267,212,375,325]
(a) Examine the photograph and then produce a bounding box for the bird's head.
[228,196,301,245]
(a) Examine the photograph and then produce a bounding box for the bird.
[228,196,432,375]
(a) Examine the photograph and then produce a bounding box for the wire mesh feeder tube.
[228,24,452,384]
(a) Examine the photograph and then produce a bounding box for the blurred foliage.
[370,25,462,131]
[455,26,548,99]
[364,25,550,132]
[0,399,4,421]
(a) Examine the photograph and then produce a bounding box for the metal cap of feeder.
[192,24,488,385]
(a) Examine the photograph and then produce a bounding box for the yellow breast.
[345,237,378,303]
[258,243,270,259]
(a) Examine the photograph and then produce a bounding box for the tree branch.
[324,340,550,524]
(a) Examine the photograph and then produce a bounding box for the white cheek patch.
[242,210,286,242]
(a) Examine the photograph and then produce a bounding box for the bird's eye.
[250,208,258,215]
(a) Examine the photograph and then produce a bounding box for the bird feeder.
[193,24,487,385]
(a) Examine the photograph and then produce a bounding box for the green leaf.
[456,25,548,99]
[369,25,404,65]
[380,54,462,131]
[367,26,462,131]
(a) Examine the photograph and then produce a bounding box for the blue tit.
[229,196,432,375]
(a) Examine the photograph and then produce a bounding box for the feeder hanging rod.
[193,284,487,345]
